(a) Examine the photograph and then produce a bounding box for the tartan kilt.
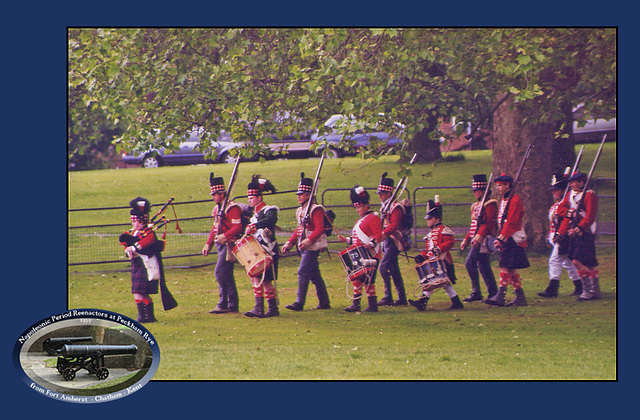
[569,231,599,267]
[498,238,530,270]
[131,256,159,295]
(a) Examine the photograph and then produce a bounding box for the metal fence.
[68,178,616,266]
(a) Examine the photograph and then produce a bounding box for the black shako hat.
[471,174,488,191]
[296,172,314,195]
[377,172,394,194]
[247,174,276,196]
[551,167,571,190]
[424,195,442,220]
[129,197,151,220]
[350,185,370,205]
[209,172,226,194]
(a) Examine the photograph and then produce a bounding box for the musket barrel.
[57,344,138,357]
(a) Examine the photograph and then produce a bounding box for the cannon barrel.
[44,336,93,345]
[57,344,138,357]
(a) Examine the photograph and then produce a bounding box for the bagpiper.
[119,197,164,323]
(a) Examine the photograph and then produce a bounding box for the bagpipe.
[119,197,181,255]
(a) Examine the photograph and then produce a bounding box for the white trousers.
[548,243,580,281]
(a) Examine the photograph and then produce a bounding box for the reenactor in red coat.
[408,197,464,311]
[202,173,243,314]
[338,186,383,313]
[460,174,499,302]
[555,172,601,301]
[485,173,530,307]
[376,173,408,306]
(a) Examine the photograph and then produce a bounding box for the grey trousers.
[215,243,239,310]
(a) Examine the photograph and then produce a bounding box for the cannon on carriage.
[55,344,138,381]
[43,337,93,356]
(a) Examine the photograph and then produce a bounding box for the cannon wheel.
[96,367,109,380]
[62,368,76,381]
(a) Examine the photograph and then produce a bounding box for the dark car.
[121,129,241,168]
[311,114,403,157]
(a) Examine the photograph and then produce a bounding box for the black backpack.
[324,209,336,236]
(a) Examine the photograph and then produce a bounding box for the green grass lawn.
[68,146,617,380]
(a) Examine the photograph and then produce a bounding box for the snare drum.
[338,245,377,282]
[415,258,450,291]
[232,236,273,277]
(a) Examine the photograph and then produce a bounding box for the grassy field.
[68,145,617,381]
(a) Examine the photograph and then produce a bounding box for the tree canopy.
[68,27,616,249]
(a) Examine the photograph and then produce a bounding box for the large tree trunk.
[492,95,556,252]
[410,113,442,163]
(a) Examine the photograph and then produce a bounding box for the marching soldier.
[376,173,408,306]
[485,173,530,307]
[120,197,163,323]
[337,186,383,313]
[556,172,601,301]
[282,173,331,311]
[202,173,243,314]
[408,197,464,311]
[460,174,499,302]
[243,175,280,317]
[538,169,582,298]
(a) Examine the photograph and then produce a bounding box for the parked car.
[310,114,404,157]
[122,127,319,168]
[572,117,616,143]
[121,130,247,168]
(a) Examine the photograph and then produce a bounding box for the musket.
[499,143,533,227]
[218,157,241,232]
[475,172,494,223]
[561,145,585,202]
[301,152,326,236]
[381,153,418,218]
[380,153,417,262]
[571,134,607,229]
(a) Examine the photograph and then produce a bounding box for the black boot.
[393,280,408,305]
[365,296,379,312]
[377,295,394,306]
[569,279,583,296]
[244,297,264,318]
[264,298,280,317]
[136,302,146,323]
[537,279,559,298]
[408,296,429,311]
[285,302,304,311]
[344,294,361,312]
[485,286,507,307]
[448,295,464,310]
[506,288,528,307]
[463,291,483,302]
